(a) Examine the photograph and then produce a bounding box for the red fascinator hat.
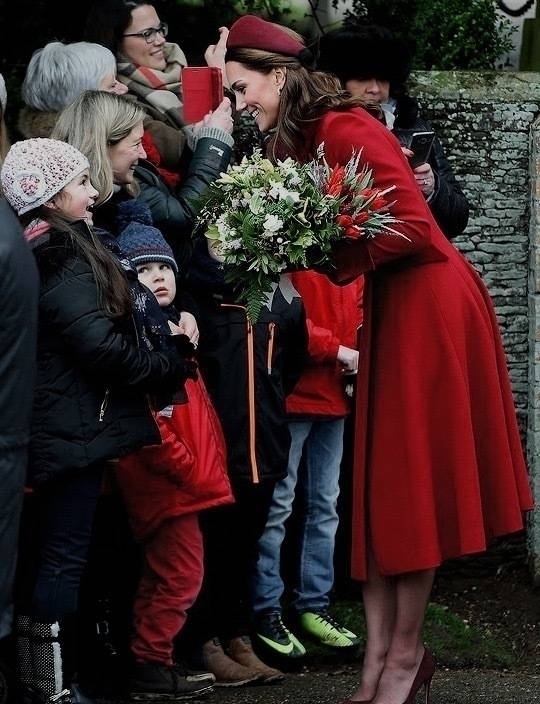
[227,14,314,66]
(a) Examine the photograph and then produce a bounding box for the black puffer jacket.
[187,238,308,487]
[392,95,470,240]
[28,221,191,487]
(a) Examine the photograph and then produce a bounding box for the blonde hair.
[52,90,146,203]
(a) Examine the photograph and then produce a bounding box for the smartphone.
[407,131,435,168]
[182,66,223,124]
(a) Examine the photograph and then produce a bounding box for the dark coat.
[0,200,38,450]
[0,198,38,639]
[28,221,188,487]
[187,240,308,486]
[392,95,470,239]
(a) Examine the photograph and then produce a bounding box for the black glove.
[180,358,198,381]
[172,333,197,359]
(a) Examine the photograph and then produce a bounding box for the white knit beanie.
[0,74,7,112]
[1,138,89,215]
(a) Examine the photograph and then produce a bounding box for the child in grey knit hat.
[115,196,233,702]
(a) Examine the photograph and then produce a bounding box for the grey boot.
[29,620,64,700]
[15,615,33,689]
[16,619,95,704]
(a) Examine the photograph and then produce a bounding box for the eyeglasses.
[123,22,168,43]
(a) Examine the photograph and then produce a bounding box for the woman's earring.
[277,86,282,96]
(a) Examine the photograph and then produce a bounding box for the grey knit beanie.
[116,199,178,273]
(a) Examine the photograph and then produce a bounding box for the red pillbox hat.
[227,15,305,58]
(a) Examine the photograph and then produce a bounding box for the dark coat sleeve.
[282,303,308,397]
[39,254,186,393]
[0,199,38,443]
[394,115,469,240]
[136,136,232,275]
[427,133,470,239]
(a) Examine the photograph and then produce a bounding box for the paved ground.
[204,666,540,704]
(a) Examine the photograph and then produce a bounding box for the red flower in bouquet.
[336,211,370,238]
[311,145,402,243]
[325,165,347,198]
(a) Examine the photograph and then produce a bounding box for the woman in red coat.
[223,15,534,704]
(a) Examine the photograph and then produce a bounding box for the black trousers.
[180,479,276,648]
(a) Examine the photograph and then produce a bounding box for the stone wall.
[409,71,540,579]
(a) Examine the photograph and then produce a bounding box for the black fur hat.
[317,25,412,93]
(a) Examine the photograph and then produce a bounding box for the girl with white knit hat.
[0,137,200,704]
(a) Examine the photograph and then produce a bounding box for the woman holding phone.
[53,88,233,280]
[317,24,470,240]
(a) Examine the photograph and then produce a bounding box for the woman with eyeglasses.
[84,0,228,190]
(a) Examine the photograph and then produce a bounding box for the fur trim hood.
[17,106,59,139]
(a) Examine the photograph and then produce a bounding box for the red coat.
[303,109,534,580]
[116,373,233,539]
[286,270,363,417]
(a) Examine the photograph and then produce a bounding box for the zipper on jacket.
[246,317,259,484]
[131,313,140,347]
[98,388,110,422]
[267,322,275,374]
[221,304,260,484]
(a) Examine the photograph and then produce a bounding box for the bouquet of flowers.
[195,144,406,322]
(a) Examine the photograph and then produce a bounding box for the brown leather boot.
[226,635,285,684]
[201,637,261,687]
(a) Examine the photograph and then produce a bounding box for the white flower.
[228,238,243,251]
[263,214,283,232]
[268,180,301,203]
[13,169,48,204]
[216,215,232,237]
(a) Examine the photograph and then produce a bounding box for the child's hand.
[178,312,200,349]
[337,345,358,375]
[207,236,225,262]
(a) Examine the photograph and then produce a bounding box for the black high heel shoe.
[400,648,435,704]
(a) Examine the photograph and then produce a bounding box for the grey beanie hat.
[116,199,178,273]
